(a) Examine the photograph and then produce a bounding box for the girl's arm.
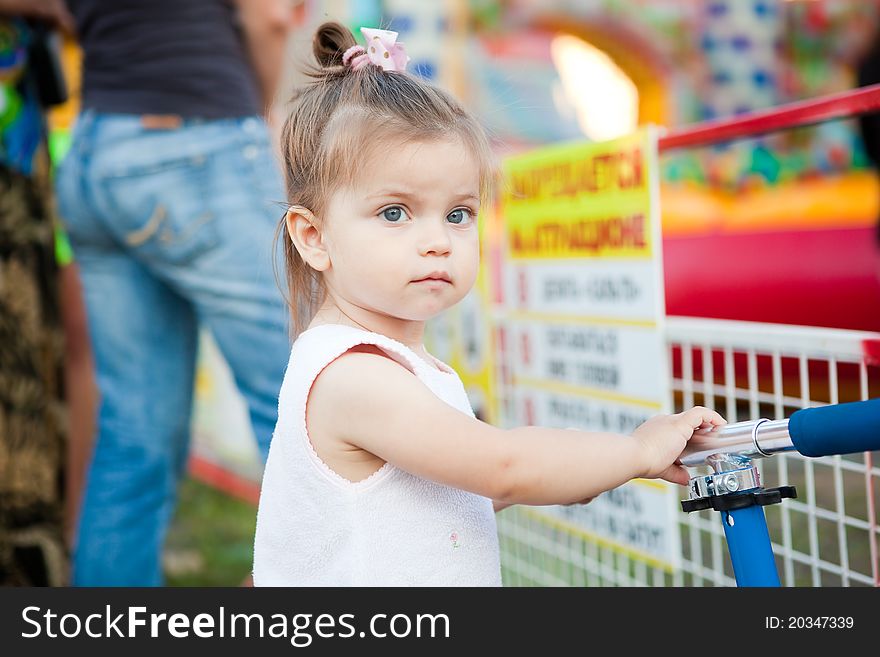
[310,349,724,506]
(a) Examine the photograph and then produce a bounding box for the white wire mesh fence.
[498,317,880,586]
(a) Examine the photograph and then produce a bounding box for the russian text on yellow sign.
[501,130,656,260]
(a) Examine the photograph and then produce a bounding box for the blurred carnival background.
[9,0,880,585]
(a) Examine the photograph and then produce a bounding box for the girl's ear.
[286,206,330,272]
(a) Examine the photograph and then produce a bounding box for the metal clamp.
[688,465,762,501]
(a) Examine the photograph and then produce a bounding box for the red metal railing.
[189,455,261,505]
[659,83,880,151]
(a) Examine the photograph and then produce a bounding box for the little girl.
[252,22,725,586]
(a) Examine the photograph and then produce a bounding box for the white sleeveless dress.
[252,323,502,586]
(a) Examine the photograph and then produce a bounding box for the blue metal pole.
[720,504,780,587]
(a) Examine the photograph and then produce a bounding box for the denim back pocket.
[99,153,221,266]
[231,120,286,223]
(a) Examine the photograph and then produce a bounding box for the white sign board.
[496,128,681,570]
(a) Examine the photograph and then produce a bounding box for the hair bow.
[342,27,410,72]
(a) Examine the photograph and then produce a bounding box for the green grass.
[164,477,258,586]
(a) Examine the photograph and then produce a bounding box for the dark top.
[67,0,261,118]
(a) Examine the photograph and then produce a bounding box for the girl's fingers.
[659,464,690,486]
[679,406,727,430]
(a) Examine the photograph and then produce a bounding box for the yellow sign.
[501,130,655,260]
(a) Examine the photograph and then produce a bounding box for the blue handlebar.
[788,398,880,458]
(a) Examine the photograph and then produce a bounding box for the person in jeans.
[54,0,293,586]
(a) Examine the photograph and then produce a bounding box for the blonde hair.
[277,21,495,333]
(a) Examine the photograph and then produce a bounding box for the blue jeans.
[55,111,291,586]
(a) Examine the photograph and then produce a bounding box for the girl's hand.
[631,407,727,486]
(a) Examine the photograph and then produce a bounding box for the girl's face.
[319,137,481,330]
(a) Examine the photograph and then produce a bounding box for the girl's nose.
[417,219,452,256]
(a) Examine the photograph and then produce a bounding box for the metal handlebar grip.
[788,398,880,458]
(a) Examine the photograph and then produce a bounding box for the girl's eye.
[447,208,473,225]
[381,206,408,223]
